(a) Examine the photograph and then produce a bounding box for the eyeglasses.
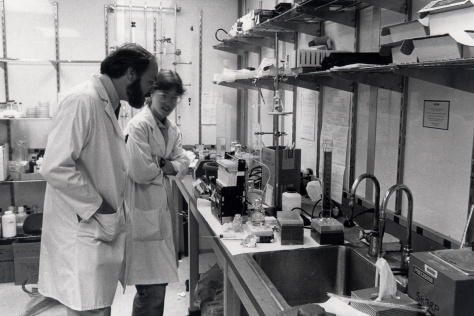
[157,92,182,104]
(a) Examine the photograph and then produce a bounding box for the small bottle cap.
[18,206,25,213]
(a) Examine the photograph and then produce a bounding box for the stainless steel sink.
[245,245,377,308]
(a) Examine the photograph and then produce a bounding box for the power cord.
[215,28,228,42]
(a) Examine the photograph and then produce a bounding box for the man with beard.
[38,43,158,316]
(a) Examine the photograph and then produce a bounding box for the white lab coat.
[38,75,129,311]
[124,106,190,285]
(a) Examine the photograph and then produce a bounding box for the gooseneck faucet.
[349,173,380,257]
[380,184,413,272]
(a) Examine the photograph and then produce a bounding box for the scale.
[311,140,344,245]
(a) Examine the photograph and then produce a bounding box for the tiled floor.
[0,252,217,316]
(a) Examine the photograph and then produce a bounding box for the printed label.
[413,265,434,284]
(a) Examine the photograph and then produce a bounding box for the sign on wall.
[423,100,450,130]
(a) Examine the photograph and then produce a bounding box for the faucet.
[349,173,380,257]
[380,184,413,273]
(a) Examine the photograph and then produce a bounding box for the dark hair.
[153,69,185,95]
[100,43,156,79]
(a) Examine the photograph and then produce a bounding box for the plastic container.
[282,187,302,214]
[2,210,17,237]
[16,206,27,235]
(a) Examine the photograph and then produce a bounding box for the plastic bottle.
[282,187,302,215]
[232,214,243,233]
[2,210,17,237]
[35,157,43,173]
[16,206,27,235]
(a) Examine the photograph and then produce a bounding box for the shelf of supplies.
[0,117,52,120]
[213,41,260,55]
[392,58,474,94]
[293,70,354,92]
[268,111,293,115]
[216,76,293,91]
[329,64,404,92]
[0,58,102,64]
[0,179,45,184]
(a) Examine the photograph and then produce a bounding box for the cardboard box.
[261,146,301,208]
[19,172,43,181]
[0,241,15,283]
[412,31,474,62]
[12,240,41,285]
[391,44,418,63]
[419,0,474,17]
[0,143,9,181]
[429,6,474,35]
[381,20,429,43]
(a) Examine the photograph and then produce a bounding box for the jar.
[282,187,302,214]
[2,210,17,237]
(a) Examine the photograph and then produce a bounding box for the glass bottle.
[251,198,265,226]
[232,214,243,233]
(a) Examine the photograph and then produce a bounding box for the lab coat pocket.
[131,208,170,241]
[77,212,123,242]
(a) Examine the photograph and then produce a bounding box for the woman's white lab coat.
[38,75,129,311]
[124,106,190,285]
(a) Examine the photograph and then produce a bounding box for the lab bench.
[172,174,397,316]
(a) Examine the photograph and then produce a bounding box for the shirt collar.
[98,74,120,111]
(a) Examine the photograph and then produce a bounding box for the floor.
[0,252,217,316]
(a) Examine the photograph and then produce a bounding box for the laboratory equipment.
[210,159,247,224]
[277,210,304,245]
[260,146,301,208]
[250,198,265,226]
[311,140,344,245]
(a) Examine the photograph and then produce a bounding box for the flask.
[2,210,17,237]
[232,214,243,233]
[35,157,43,173]
[251,198,265,226]
[282,187,302,214]
[16,206,27,235]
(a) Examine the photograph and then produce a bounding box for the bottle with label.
[16,206,27,235]
[35,157,43,173]
[29,156,37,173]
[2,210,17,237]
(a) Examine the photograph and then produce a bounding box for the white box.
[381,20,429,43]
[412,31,474,62]
[391,44,418,63]
[0,143,9,181]
[429,6,474,35]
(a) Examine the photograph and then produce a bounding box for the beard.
[126,77,149,109]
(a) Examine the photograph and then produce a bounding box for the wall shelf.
[393,58,474,94]
[329,65,404,92]
[216,76,293,92]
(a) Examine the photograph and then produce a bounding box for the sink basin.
[246,245,377,307]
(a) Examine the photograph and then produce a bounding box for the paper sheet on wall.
[324,92,351,127]
[319,89,351,203]
[201,92,222,125]
[300,93,317,141]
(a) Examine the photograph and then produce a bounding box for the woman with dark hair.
[124,69,190,316]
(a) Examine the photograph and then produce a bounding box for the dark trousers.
[132,284,168,316]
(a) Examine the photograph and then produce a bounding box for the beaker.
[14,140,28,161]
